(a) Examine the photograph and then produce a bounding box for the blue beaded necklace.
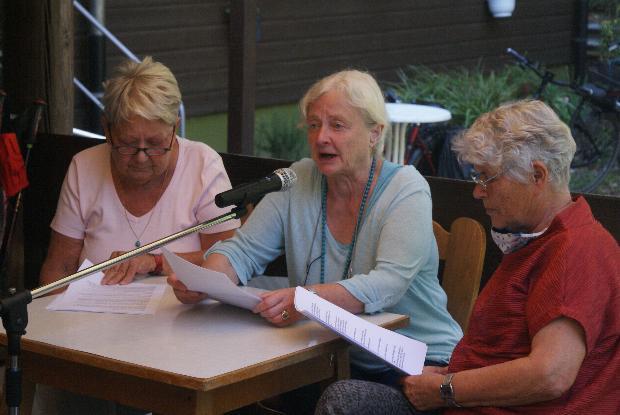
[319,156,377,283]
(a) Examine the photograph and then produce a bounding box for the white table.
[0,278,408,414]
[384,103,452,165]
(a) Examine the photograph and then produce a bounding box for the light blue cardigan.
[207,158,462,372]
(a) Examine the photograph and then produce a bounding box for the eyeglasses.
[470,169,503,190]
[108,125,176,156]
[303,254,321,286]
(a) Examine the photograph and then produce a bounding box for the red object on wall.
[0,132,29,197]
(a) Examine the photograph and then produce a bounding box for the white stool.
[384,103,452,165]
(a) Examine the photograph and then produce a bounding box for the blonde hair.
[299,70,388,156]
[103,56,181,126]
[452,100,576,189]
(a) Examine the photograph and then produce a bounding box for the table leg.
[397,123,407,164]
[384,126,393,162]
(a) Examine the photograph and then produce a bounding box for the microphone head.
[274,168,297,191]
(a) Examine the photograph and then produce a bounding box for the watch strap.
[440,373,462,407]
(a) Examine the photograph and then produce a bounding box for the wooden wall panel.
[73,0,577,126]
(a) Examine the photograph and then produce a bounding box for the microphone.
[215,168,297,208]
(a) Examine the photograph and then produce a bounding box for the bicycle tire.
[569,102,620,193]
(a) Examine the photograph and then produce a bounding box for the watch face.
[440,383,452,398]
[440,374,455,399]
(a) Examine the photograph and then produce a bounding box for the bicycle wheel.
[569,101,620,193]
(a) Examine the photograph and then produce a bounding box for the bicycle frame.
[506,47,620,193]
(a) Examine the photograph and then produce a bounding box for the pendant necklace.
[319,156,376,283]
[121,166,171,248]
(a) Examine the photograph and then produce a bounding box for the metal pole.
[87,0,106,133]
[573,0,589,84]
[72,0,186,137]
[31,209,243,298]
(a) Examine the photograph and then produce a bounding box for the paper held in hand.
[293,287,427,375]
[162,248,266,310]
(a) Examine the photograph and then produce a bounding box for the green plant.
[599,18,620,60]
[590,0,620,60]
[389,63,578,128]
[254,112,308,160]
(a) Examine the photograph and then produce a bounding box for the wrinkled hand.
[167,273,209,304]
[102,251,155,285]
[253,287,301,327]
[401,371,445,411]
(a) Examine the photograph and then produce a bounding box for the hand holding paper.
[162,248,266,310]
[294,287,427,375]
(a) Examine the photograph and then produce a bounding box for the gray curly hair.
[452,100,576,189]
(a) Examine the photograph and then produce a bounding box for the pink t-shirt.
[51,138,239,264]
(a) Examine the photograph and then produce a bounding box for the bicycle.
[506,47,620,193]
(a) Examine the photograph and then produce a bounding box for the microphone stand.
[0,205,246,414]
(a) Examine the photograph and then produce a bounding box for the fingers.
[166,274,208,304]
[102,260,138,285]
[401,373,444,411]
[264,307,300,327]
[102,253,155,285]
[166,274,187,290]
[173,288,209,304]
[253,288,299,326]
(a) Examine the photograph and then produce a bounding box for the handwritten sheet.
[162,248,265,310]
[47,260,165,314]
[294,287,427,375]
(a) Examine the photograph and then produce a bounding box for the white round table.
[384,103,452,165]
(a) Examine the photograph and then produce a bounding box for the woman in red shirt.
[315,100,620,415]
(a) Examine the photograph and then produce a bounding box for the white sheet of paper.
[162,248,264,310]
[293,286,427,375]
[47,259,165,315]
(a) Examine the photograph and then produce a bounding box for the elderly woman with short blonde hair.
[41,56,238,287]
[169,69,462,385]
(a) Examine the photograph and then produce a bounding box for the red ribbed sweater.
[446,197,620,414]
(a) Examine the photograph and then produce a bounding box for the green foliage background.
[388,62,578,129]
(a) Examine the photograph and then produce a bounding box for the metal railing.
[72,0,186,137]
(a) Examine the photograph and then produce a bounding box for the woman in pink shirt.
[40,57,238,288]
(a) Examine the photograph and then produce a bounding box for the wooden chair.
[433,217,486,332]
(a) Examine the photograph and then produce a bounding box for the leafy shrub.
[389,62,578,128]
[254,112,308,160]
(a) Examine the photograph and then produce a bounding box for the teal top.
[208,158,462,371]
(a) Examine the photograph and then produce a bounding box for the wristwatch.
[440,373,462,407]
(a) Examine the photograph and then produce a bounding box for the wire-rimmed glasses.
[470,169,503,190]
[108,125,176,156]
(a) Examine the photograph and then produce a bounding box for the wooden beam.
[48,0,74,134]
[2,0,73,134]
[227,0,256,155]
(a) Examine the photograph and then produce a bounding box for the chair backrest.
[433,217,486,332]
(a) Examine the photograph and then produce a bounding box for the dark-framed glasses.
[470,169,503,190]
[109,125,176,156]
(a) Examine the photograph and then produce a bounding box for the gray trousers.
[315,379,439,415]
